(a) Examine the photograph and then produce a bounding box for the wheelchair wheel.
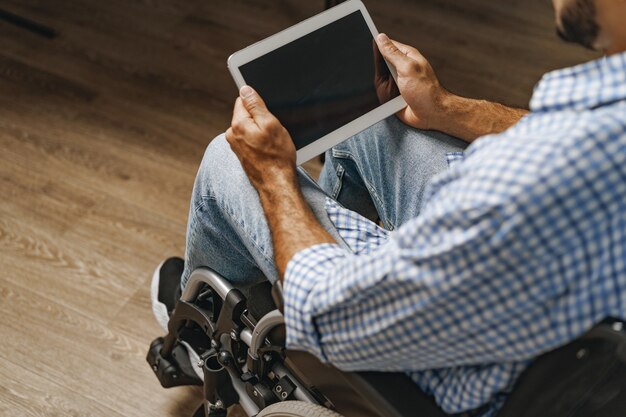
[257,401,345,417]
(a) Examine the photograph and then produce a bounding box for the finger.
[375,33,410,70]
[239,86,271,123]
[390,39,427,63]
[372,38,389,80]
[225,126,234,144]
[231,97,254,131]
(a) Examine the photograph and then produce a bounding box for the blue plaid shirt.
[283,52,626,416]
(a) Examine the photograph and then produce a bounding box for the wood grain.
[0,0,597,416]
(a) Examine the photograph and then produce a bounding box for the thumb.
[239,85,270,121]
[375,33,408,71]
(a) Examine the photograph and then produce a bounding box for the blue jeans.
[181,116,467,289]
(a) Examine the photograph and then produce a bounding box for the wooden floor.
[0,0,596,416]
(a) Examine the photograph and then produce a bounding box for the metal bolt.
[197,359,205,368]
[230,330,239,341]
[214,400,224,409]
[275,385,282,393]
[211,340,218,348]
[281,392,288,399]
[152,365,158,372]
[612,322,624,332]
[263,353,272,362]
[576,349,588,359]
[253,390,258,397]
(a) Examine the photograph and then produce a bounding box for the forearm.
[257,170,336,280]
[436,91,528,142]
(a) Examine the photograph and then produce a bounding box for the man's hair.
[557,0,600,50]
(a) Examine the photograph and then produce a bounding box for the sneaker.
[150,257,184,331]
[150,257,203,380]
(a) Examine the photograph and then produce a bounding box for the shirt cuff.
[283,243,348,361]
[445,151,465,168]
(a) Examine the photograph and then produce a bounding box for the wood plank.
[0,100,198,222]
[0,215,134,321]
[0,278,202,417]
[0,360,125,417]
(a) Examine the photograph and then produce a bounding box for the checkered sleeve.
[283,243,349,360]
[285,236,429,369]
[282,110,626,377]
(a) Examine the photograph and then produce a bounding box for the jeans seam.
[330,149,394,230]
[332,163,345,199]
[331,148,354,159]
[196,195,275,270]
[193,192,216,214]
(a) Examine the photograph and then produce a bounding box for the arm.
[225,87,335,279]
[375,34,528,142]
[433,92,529,141]
[257,174,335,279]
[225,86,585,378]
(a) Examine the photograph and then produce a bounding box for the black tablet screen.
[239,10,400,151]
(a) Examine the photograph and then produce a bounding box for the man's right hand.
[375,33,449,132]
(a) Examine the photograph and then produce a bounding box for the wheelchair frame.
[148,268,336,416]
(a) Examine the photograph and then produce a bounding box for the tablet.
[227,0,406,165]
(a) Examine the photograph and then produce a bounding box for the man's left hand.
[225,86,297,193]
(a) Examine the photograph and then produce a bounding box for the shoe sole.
[150,259,170,332]
[150,260,204,381]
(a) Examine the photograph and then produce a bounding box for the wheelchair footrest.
[147,337,203,388]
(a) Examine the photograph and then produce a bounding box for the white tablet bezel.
[227,0,407,165]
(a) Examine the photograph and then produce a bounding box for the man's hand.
[225,86,297,192]
[225,86,336,279]
[375,33,448,131]
[375,33,528,142]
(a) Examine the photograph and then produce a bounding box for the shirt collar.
[530,51,626,113]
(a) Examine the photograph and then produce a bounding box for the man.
[152,0,626,415]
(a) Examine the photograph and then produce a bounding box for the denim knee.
[330,117,404,164]
[192,134,248,209]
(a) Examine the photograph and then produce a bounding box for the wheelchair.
[147,266,626,417]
